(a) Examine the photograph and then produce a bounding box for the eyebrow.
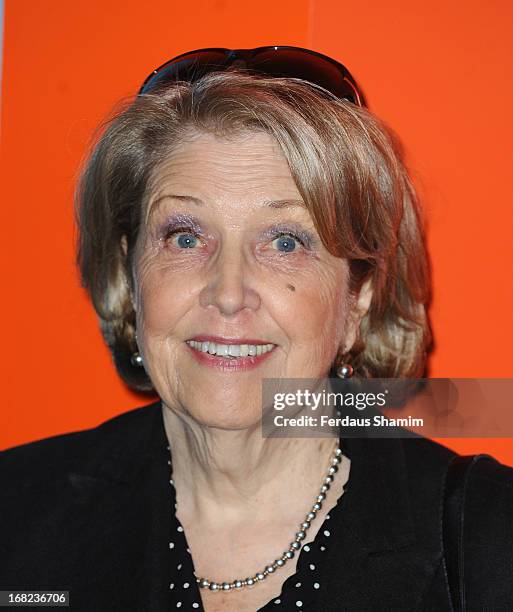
[147,193,306,221]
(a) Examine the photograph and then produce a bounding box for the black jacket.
[1,399,512,611]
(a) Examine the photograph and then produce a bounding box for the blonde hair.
[75,69,432,392]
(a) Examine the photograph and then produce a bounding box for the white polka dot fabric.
[166,440,348,610]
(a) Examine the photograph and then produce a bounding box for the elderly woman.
[1,47,512,611]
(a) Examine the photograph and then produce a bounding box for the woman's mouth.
[185,339,277,371]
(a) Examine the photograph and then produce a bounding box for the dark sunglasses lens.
[140,48,362,105]
[139,51,229,94]
[249,49,361,104]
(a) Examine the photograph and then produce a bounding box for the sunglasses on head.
[138,45,366,107]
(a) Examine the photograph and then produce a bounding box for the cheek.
[273,266,350,342]
[134,253,196,336]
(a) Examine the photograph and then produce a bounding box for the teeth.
[217,344,229,357]
[228,345,241,357]
[186,340,275,358]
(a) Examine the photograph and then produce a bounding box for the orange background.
[1,1,512,464]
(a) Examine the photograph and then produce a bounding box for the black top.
[165,433,348,611]
[1,399,513,611]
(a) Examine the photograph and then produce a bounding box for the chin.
[186,401,263,430]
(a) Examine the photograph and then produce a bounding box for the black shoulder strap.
[442,453,495,611]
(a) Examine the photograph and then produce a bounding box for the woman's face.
[129,129,368,428]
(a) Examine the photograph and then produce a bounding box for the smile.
[186,340,276,359]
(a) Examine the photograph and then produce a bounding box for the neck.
[161,402,340,528]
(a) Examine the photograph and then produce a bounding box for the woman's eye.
[271,233,303,253]
[166,230,200,249]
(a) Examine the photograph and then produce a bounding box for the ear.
[342,276,373,353]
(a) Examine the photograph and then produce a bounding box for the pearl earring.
[131,331,144,367]
[336,364,354,379]
[131,351,144,367]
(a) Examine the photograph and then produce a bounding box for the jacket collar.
[72,397,167,485]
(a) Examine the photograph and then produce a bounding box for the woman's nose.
[199,246,260,317]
